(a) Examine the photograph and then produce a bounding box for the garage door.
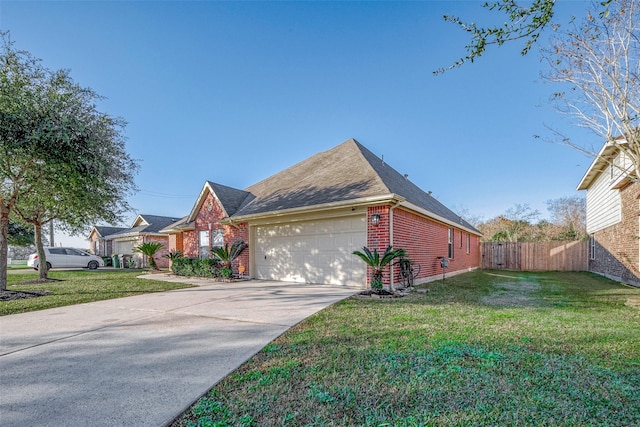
[254,216,366,287]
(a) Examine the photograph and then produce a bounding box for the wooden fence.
[481,241,588,271]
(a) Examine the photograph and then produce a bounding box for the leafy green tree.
[0,33,138,288]
[437,0,612,74]
[352,246,406,290]
[134,242,164,270]
[7,220,33,247]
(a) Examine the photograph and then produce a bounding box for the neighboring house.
[161,139,481,288]
[88,226,127,257]
[577,138,640,286]
[88,215,181,268]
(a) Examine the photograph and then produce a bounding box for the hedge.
[171,258,221,278]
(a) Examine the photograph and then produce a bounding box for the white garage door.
[254,216,366,287]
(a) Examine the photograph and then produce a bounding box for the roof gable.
[186,181,252,222]
[235,139,389,216]
[91,226,127,239]
[232,138,479,233]
[577,137,632,190]
[96,215,182,238]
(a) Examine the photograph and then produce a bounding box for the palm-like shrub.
[352,245,406,289]
[211,240,247,276]
[164,250,183,261]
[134,242,164,270]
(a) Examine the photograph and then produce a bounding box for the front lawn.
[1,270,194,315]
[174,270,640,426]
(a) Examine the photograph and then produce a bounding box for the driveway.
[0,276,359,426]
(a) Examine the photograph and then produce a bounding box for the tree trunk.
[34,223,48,280]
[0,202,10,291]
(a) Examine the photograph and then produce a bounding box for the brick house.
[88,215,181,269]
[577,138,640,286]
[161,139,481,288]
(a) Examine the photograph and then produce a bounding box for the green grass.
[174,270,640,427]
[7,260,28,269]
[2,269,194,315]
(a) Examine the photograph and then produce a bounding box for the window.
[448,228,454,259]
[212,229,224,249]
[589,235,596,260]
[199,230,210,259]
[460,230,463,248]
[466,233,470,254]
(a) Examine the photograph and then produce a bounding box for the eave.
[577,137,628,190]
[400,201,483,236]
[222,194,403,225]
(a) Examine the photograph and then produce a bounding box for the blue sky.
[1,1,595,246]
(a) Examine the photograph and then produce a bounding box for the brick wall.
[183,230,197,256]
[591,181,640,286]
[173,191,251,276]
[367,206,392,284]
[366,205,480,286]
[393,208,480,283]
[144,235,170,269]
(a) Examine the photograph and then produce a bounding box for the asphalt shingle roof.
[229,138,479,233]
[94,226,127,237]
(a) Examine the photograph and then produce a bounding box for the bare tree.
[540,0,640,174]
[546,196,587,240]
[477,203,540,242]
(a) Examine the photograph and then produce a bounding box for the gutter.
[389,199,402,291]
[220,194,402,224]
[400,201,482,236]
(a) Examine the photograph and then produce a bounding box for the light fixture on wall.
[371,213,381,226]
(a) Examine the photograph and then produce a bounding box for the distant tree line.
[473,196,586,243]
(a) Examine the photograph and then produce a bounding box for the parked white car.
[27,247,105,270]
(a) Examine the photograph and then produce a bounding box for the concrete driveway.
[0,276,359,426]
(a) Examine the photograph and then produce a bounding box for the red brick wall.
[226,222,249,276]
[591,181,640,285]
[367,206,392,284]
[393,208,479,283]
[144,235,170,268]
[183,230,197,256]
[176,191,251,276]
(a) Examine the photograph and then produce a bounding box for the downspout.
[389,200,402,291]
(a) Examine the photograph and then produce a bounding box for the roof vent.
[404,174,409,180]
[428,191,433,196]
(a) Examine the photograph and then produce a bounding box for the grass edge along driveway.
[2,270,194,315]
[174,270,640,427]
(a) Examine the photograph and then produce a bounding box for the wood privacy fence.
[481,241,588,271]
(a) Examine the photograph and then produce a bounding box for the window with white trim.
[212,229,224,249]
[199,230,210,259]
[466,233,470,254]
[448,228,454,259]
[589,235,596,260]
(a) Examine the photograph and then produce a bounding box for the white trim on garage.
[252,214,366,287]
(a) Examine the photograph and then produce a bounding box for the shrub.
[171,257,220,278]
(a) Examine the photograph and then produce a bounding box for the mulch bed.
[358,289,407,298]
[1,278,60,301]
[0,289,52,301]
